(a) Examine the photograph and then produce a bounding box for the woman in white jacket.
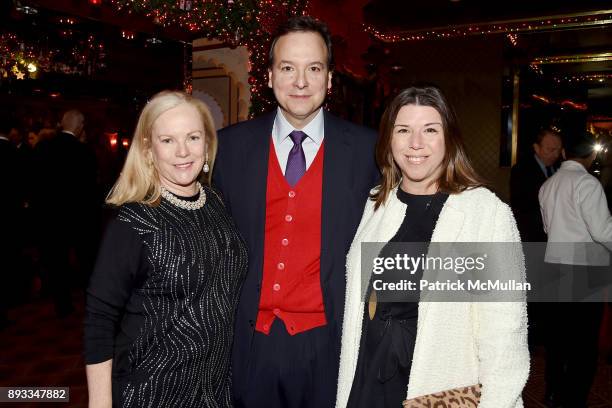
[336,86,529,408]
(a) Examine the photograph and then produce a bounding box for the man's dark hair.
[534,127,561,145]
[268,16,333,69]
[0,114,16,136]
[565,130,597,159]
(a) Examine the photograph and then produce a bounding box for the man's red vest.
[255,139,327,336]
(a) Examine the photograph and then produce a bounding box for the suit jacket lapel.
[321,112,353,285]
[242,112,275,280]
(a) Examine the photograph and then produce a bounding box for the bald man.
[33,109,99,317]
[60,109,85,138]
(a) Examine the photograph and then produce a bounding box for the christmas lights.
[552,73,612,84]
[0,33,50,80]
[506,33,518,47]
[0,32,106,79]
[109,0,310,116]
[532,53,612,65]
[364,12,612,43]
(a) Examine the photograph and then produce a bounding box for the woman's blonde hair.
[372,85,486,210]
[106,90,217,206]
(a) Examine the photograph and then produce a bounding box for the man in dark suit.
[0,118,21,328]
[213,16,379,408]
[510,127,562,382]
[510,128,562,242]
[33,109,99,317]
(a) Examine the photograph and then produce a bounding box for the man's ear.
[268,69,273,89]
[327,71,333,90]
[561,148,566,161]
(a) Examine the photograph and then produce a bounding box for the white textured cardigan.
[336,187,530,408]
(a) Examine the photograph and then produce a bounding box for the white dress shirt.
[539,160,612,265]
[271,108,324,174]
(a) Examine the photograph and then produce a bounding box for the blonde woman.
[336,86,529,408]
[84,91,247,408]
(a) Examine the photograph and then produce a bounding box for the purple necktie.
[285,130,307,186]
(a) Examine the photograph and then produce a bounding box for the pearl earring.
[203,150,209,173]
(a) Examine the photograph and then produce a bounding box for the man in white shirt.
[539,130,612,408]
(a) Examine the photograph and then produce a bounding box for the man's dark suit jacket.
[0,138,20,215]
[510,153,548,242]
[0,138,21,242]
[32,132,101,250]
[0,138,20,292]
[213,110,379,398]
[33,131,98,234]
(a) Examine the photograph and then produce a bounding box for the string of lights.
[0,33,43,80]
[552,73,612,84]
[364,11,612,43]
[532,53,612,65]
[109,0,309,117]
[0,31,106,81]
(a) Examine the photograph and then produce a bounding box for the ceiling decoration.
[364,10,612,43]
[532,52,612,65]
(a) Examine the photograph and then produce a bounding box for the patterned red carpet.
[1,292,611,407]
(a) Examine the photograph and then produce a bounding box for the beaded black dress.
[84,185,247,407]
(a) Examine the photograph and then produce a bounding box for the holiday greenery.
[0,33,48,81]
[0,32,106,81]
[110,0,309,116]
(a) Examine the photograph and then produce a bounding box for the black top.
[347,188,448,408]
[84,186,248,408]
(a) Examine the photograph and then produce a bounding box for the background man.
[213,16,379,408]
[0,117,20,328]
[539,130,612,408]
[34,109,99,317]
[511,127,563,242]
[510,128,563,351]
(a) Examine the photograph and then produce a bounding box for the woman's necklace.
[401,189,438,211]
[422,195,436,210]
[160,182,206,210]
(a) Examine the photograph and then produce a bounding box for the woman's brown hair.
[372,85,486,209]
